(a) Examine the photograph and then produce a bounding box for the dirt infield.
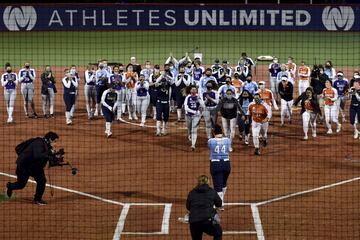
[0,65,359,239]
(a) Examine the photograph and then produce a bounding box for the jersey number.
[214,145,226,154]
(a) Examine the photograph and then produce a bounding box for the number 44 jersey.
[208,137,231,160]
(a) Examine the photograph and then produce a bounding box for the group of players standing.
[1,54,360,154]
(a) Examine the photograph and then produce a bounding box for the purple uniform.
[186,95,200,116]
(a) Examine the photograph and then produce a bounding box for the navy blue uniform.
[208,137,231,193]
[156,78,171,122]
[101,89,118,122]
[63,77,77,112]
[349,87,360,125]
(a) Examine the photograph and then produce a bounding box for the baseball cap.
[258,81,265,85]
[337,72,344,76]
[281,76,288,81]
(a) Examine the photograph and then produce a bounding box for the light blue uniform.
[208,137,231,203]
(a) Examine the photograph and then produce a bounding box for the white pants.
[270,77,278,100]
[136,95,150,123]
[324,104,339,130]
[280,99,293,124]
[42,88,55,115]
[252,121,269,148]
[221,117,237,144]
[116,89,125,119]
[302,111,317,137]
[126,89,136,115]
[186,114,201,147]
[298,80,309,96]
[4,89,16,118]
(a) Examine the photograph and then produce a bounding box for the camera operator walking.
[6,131,61,205]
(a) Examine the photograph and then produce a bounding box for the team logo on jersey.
[3,6,37,31]
[322,6,354,31]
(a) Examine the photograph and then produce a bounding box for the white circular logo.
[3,6,37,31]
[322,6,354,31]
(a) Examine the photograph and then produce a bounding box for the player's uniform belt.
[157,100,169,103]
[211,158,229,162]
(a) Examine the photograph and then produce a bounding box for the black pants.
[210,161,231,192]
[190,219,222,240]
[8,166,47,201]
[156,101,170,121]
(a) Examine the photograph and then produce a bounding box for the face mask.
[319,70,324,74]
[119,69,124,73]
[70,69,76,75]
[226,95,232,100]
[179,72,185,75]
[191,91,196,96]
[273,59,278,63]
[7,69,11,73]
[247,79,251,83]
[255,98,261,104]
[207,87,212,91]
[259,85,265,90]
[206,73,211,77]
[306,92,312,98]
[165,69,170,72]
[145,65,151,69]
[25,65,30,69]
[103,63,107,67]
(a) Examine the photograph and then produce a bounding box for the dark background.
[1,0,359,4]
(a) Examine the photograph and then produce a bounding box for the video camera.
[49,148,78,175]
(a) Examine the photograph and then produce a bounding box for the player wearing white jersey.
[19,62,37,118]
[1,65,18,123]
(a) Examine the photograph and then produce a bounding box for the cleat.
[34,199,47,206]
[303,135,308,140]
[312,132,317,138]
[219,206,225,211]
[262,139,267,147]
[49,114,55,118]
[239,134,243,141]
[354,130,359,139]
[326,129,332,134]
[106,132,112,138]
[229,147,233,152]
[336,124,341,133]
[66,119,72,125]
[178,214,189,224]
[140,122,145,127]
[254,148,260,156]
[245,134,250,145]
[128,115,133,121]
[6,182,12,198]
[191,146,195,151]
[133,114,138,120]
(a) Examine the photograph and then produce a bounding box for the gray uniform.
[84,70,97,118]
[1,72,18,122]
[19,68,36,116]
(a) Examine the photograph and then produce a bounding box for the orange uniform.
[125,72,137,89]
[298,65,311,81]
[304,99,315,112]
[232,79,243,95]
[248,103,269,123]
[322,88,336,106]
[258,89,273,106]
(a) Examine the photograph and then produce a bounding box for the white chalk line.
[255,176,360,206]
[0,171,124,206]
[251,204,265,240]
[113,204,130,240]
[113,203,172,239]
[119,119,156,128]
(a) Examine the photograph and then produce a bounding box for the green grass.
[0,31,359,67]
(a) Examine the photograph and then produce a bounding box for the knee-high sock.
[177,109,182,120]
[105,122,111,133]
[156,121,161,134]
[217,192,224,206]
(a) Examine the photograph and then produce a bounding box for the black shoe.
[50,114,55,118]
[44,114,49,119]
[34,199,47,205]
[254,148,260,156]
[33,113,38,119]
[6,182,12,198]
[239,134,243,141]
[262,139,267,147]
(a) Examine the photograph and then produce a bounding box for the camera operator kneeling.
[186,175,223,240]
[6,131,60,205]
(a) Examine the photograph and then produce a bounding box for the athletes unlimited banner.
[0,4,359,31]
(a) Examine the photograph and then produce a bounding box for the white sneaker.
[336,124,342,133]
[229,147,233,152]
[312,132,317,138]
[7,117,12,123]
[140,122,145,127]
[354,130,359,139]
[327,129,333,134]
[178,213,189,224]
[66,119,72,125]
[128,115,133,121]
[245,134,250,145]
[133,114,138,120]
[106,132,112,138]
[303,135,308,140]
[94,111,99,117]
